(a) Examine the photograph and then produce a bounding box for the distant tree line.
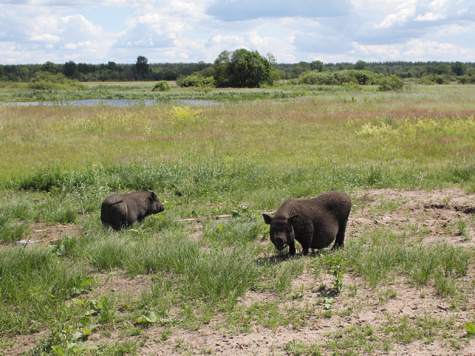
[1,52,474,86]
[0,59,212,83]
[276,60,475,84]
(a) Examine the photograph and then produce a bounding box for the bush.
[176,74,215,88]
[28,71,85,90]
[418,75,448,85]
[153,80,171,91]
[457,76,475,84]
[378,75,405,92]
[299,70,379,86]
[299,71,338,85]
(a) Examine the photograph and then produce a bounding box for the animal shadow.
[254,249,324,266]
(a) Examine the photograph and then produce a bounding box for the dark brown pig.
[101,191,165,231]
[263,191,351,256]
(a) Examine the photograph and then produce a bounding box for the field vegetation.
[0,83,474,355]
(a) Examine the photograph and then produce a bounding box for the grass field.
[0,83,474,355]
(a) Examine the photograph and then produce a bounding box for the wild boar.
[263,191,351,256]
[101,191,165,231]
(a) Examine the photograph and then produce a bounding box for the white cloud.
[30,34,60,43]
[402,39,456,58]
[60,15,106,40]
[0,0,474,63]
[374,0,417,28]
[352,42,402,59]
[351,37,474,62]
[414,12,446,21]
[208,34,245,49]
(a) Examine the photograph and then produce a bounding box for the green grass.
[0,84,474,354]
[342,238,472,289]
[1,85,473,188]
[0,246,90,335]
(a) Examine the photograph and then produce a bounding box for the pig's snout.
[274,236,287,250]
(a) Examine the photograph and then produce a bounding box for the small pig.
[263,191,351,256]
[101,191,165,231]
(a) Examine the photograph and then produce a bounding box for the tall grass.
[1,86,473,189]
[0,246,89,334]
[341,233,472,290]
[75,226,260,309]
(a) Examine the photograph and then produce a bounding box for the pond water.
[3,99,220,107]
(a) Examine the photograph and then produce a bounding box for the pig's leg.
[288,241,296,256]
[331,218,348,250]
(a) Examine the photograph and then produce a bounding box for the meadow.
[0,83,474,355]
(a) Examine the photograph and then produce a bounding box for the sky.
[0,0,474,65]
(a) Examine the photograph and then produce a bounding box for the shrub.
[378,75,405,92]
[419,75,449,85]
[299,70,378,86]
[299,72,338,85]
[28,71,85,90]
[153,80,171,91]
[176,74,215,88]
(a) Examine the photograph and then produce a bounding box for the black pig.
[101,191,165,231]
[263,191,351,256]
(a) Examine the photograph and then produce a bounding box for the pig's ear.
[288,215,299,225]
[150,192,158,201]
[262,214,273,225]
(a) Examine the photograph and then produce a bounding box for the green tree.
[42,61,57,74]
[428,63,450,75]
[63,61,78,79]
[213,50,231,87]
[451,61,466,76]
[310,60,324,72]
[135,56,149,79]
[107,61,117,71]
[292,61,311,77]
[213,49,275,88]
[19,67,30,81]
[354,60,367,70]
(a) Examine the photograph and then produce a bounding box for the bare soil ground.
[4,188,475,356]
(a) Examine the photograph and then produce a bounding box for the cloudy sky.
[0,0,474,65]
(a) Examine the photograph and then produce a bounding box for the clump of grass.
[0,196,33,242]
[271,258,305,294]
[285,340,322,356]
[0,216,29,243]
[344,238,471,290]
[0,246,90,334]
[229,301,310,332]
[203,215,262,248]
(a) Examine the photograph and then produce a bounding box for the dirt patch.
[351,188,474,247]
[3,188,475,356]
[81,271,153,301]
[28,222,80,243]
